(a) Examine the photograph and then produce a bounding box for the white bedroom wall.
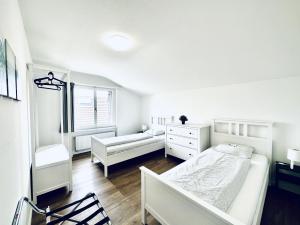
[142,76,300,164]
[0,0,32,224]
[36,71,142,148]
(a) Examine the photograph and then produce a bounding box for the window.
[74,85,115,131]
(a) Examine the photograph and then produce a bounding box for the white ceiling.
[19,0,300,95]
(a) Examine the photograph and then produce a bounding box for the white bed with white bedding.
[91,116,172,177]
[140,119,273,225]
[161,146,252,212]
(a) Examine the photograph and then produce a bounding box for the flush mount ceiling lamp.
[102,33,134,51]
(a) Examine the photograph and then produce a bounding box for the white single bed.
[140,119,273,225]
[91,116,173,177]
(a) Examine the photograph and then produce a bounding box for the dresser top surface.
[166,123,210,128]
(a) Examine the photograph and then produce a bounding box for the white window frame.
[74,84,116,131]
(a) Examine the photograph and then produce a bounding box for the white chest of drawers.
[165,123,210,160]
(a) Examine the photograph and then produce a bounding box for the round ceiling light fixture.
[102,33,134,51]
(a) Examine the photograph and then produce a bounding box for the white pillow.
[145,129,153,136]
[145,129,165,136]
[215,143,254,159]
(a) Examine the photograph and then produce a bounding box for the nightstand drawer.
[167,143,197,160]
[167,134,198,149]
[167,126,198,139]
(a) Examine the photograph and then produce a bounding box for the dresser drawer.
[167,134,198,150]
[166,143,197,160]
[167,126,198,139]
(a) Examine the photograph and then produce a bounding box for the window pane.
[96,89,113,127]
[74,86,95,130]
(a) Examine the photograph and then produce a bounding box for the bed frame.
[91,116,173,177]
[140,118,273,225]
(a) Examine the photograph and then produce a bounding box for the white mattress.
[228,153,268,225]
[161,148,251,212]
[97,133,152,147]
[35,144,69,168]
[107,135,165,156]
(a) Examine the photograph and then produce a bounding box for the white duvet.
[161,148,250,212]
[107,135,165,156]
[95,133,152,147]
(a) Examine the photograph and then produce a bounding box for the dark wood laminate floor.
[261,187,300,225]
[32,150,300,225]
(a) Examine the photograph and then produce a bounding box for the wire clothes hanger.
[34,71,66,91]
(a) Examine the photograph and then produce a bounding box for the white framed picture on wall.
[5,40,17,100]
[0,38,7,96]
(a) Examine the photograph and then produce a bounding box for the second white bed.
[160,148,269,225]
[91,134,165,177]
[140,119,272,225]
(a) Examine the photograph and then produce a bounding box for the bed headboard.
[150,115,174,130]
[212,118,273,162]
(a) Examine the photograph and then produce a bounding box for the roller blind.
[96,89,113,127]
[74,85,115,131]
